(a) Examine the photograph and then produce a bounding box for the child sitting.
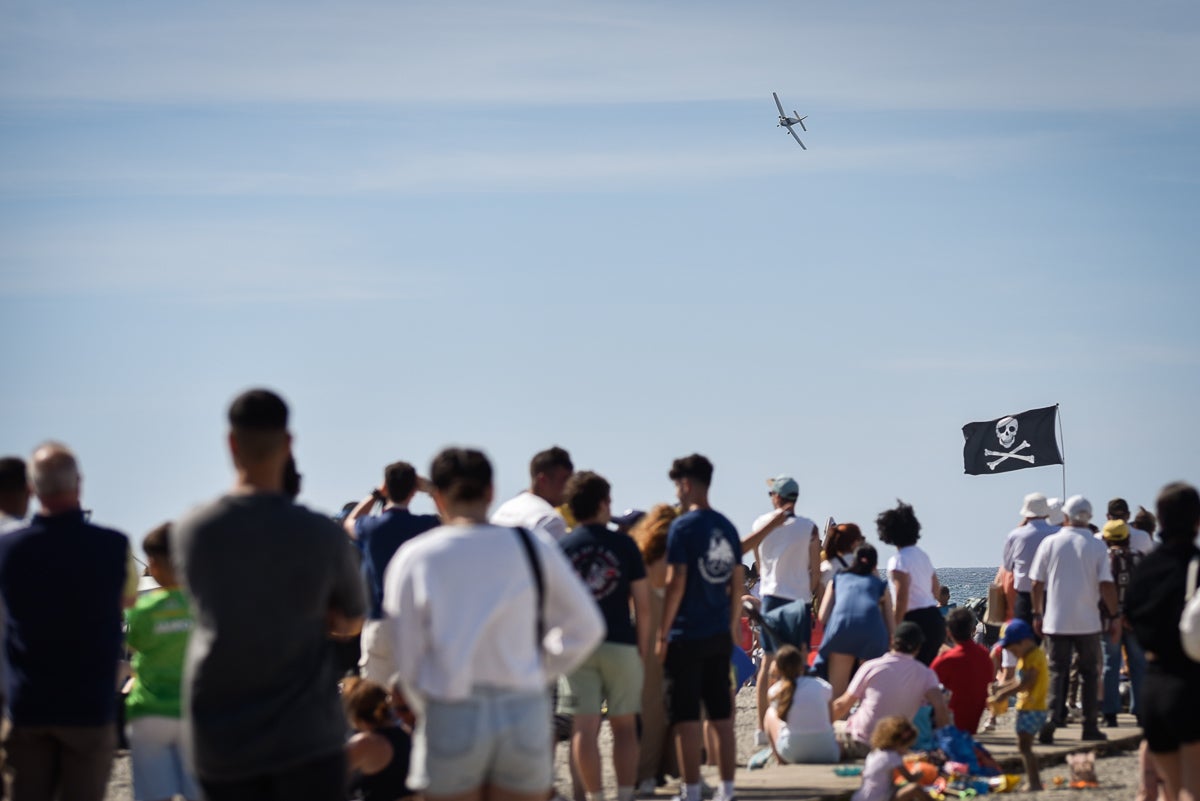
[761,645,839,765]
[851,716,930,801]
[987,619,1047,791]
[343,678,416,801]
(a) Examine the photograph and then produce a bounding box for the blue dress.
[819,572,889,662]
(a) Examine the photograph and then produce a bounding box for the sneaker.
[1080,728,1108,741]
[712,790,737,801]
[1104,714,1118,728]
[1038,723,1055,745]
[753,730,768,747]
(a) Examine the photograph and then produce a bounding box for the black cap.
[894,621,925,652]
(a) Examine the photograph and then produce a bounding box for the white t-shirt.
[490,491,568,542]
[887,545,938,612]
[1128,527,1155,556]
[749,511,816,601]
[1029,526,1113,636]
[770,676,833,737]
[820,554,852,593]
[852,749,905,801]
[383,523,604,701]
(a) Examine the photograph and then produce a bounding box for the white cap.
[1062,495,1092,524]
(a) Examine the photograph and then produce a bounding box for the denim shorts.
[1016,709,1048,735]
[409,686,552,796]
[776,728,839,764]
[127,715,200,801]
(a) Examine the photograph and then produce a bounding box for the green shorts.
[558,642,644,717]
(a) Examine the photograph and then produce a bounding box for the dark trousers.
[5,723,116,801]
[200,750,346,801]
[1013,591,1034,625]
[1045,632,1102,730]
[904,606,947,667]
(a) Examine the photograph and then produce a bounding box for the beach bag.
[985,579,1008,626]
[1181,556,1200,662]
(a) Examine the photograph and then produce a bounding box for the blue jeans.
[1102,629,1146,718]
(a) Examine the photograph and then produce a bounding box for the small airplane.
[773,92,807,149]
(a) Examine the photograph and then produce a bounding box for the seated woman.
[344,678,416,801]
[762,645,839,764]
[818,543,894,700]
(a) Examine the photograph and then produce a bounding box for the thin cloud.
[1,1,1198,112]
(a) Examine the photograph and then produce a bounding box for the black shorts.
[663,632,733,724]
[1141,665,1200,753]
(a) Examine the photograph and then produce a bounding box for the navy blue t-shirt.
[355,508,440,619]
[560,523,647,645]
[666,508,740,641]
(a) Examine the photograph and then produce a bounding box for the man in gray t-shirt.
[173,389,366,798]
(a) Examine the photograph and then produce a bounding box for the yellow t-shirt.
[1016,645,1048,711]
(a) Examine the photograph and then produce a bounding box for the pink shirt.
[846,651,940,744]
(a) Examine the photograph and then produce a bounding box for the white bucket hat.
[1019,492,1052,518]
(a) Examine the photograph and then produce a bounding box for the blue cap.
[1000,618,1035,647]
[769,475,799,499]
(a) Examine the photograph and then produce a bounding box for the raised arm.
[741,509,788,554]
[343,487,385,538]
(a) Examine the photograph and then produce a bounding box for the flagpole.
[1056,403,1066,498]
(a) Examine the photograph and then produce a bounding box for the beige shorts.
[558,642,644,717]
[833,719,871,760]
[358,619,395,685]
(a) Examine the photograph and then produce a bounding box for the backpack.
[1107,543,1142,615]
[1181,556,1200,662]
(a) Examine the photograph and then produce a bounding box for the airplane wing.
[773,92,786,117]
[788,126,807,149]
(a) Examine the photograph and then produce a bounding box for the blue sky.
[2,1,1198,567]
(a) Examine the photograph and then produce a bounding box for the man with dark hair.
[383,447,603,800]
[932,608,994,735]
[0,443,139,801]
[342,460,439,682]
[0,456,31,534]
[832,622,952,759]
[658,454,742,801]
[740,473,821,748]
[491,445,574,541]
[559,471,650,801]
[173,388,367,800]
[1106,497,1154,555]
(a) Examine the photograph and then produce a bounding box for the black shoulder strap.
[513,527,546,649]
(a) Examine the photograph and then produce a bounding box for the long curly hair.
[631,503,679,565]
[876,501,921,547]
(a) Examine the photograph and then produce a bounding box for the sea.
[937,566,997,607]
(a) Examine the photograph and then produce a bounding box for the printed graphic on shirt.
[698,530,736,583]
[571,545,622,601]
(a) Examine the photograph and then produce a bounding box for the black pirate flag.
[962,405,1063,475]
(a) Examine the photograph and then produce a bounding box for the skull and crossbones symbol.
[985,416,1035,470]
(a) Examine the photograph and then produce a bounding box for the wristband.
[371,489,386,502]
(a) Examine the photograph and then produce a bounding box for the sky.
[2,1,1198,568]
